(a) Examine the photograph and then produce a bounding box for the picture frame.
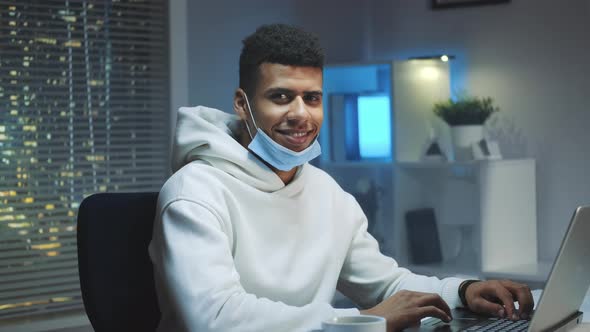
[432,0,510,9]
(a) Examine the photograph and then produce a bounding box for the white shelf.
[397,159,534,169]
[405,260,552,284]
[406,262,481,279]
[397,160,479,169]
[482,261,552,283]
[321,161,393,168]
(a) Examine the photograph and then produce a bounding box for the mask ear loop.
[242,92,259,140]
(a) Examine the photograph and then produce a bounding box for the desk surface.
[573,324,590,331]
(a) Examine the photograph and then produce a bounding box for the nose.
[286,96,311,123]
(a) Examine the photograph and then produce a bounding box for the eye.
[304,93,322,105]
[270,93,292,103]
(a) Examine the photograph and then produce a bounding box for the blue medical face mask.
[241,93,322,171]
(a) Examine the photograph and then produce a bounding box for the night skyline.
[0,0,169,318]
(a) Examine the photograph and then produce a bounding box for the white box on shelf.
[479,159,537,272]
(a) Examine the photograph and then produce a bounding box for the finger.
[503,281,534,319]
[469,296,505,318]
[416,293,452,319]
[492,283,517,320]
[415,305,453,323]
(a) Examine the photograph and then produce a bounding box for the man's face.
[239,63,323,153]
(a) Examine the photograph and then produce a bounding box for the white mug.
[322,315,386,332]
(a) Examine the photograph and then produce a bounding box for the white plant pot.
[451,125,484,161]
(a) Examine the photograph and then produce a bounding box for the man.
[148,24,533,332]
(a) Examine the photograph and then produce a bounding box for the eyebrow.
[264,88,323,96]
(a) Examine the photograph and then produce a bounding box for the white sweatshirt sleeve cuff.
[440,277,465,308]
[334,308,361,317]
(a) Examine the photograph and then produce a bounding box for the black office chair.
[77,192,161,332]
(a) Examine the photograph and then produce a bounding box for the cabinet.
[391,159,540,281]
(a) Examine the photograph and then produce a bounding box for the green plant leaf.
[433,96,499,126]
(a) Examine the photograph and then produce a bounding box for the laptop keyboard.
[464,318,529,331]
[423,317,530,331]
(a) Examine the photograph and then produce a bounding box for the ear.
[233,88,248,121]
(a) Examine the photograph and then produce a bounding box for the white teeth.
[289,132,307,137]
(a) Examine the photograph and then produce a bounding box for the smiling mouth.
[276,129,315,148]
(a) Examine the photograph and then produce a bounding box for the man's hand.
[360,290,452,332]
[464,280,534,320]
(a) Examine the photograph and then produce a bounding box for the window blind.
[0,0,169,319]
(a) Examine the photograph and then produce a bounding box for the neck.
[238,124,298,185]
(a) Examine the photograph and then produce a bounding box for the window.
[0,0,169,319]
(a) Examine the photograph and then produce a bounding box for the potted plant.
[433,96,499,160]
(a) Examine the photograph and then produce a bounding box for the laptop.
[407,205,590,332]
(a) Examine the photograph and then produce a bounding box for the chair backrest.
[77,192,160,332]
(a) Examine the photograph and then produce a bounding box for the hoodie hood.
[171,106,286,192]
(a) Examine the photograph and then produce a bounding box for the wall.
[368,0,590,261]
[183,0,590,262]
[186,0,369,113]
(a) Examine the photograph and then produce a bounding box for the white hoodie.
[148,106,464,332]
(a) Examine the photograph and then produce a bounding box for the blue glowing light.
[357,95,392,159]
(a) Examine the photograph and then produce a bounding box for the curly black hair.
[239,23,325,97]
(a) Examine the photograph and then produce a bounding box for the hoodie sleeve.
[149,199,359,332]
[336,198,464,310]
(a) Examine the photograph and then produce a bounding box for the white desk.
[572,324,590,331]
